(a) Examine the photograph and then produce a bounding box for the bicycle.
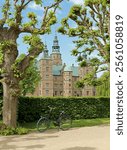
[37,106,72,132]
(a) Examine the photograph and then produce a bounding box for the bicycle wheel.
[37,117,49,132]
[59,114,72,131]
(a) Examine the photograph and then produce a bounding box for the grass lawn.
[19,118,110,132]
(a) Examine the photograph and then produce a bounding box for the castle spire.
[52,35,60,53]
[43,43,49,58]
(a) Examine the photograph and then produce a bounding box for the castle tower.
[51,35,62,65]
[43,44,49,58]
[63,66,73,96]
[39,44,53,96]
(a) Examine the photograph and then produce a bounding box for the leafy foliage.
[96,77,110,96]
[0,122,29,135]
[19,59,41,96]
[58,0,110,87]
[0,0,64,127]
[17,96,110,123]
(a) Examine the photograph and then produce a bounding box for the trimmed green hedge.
[18,97,110,123]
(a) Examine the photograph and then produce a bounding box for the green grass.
[71,118,110,128]
[0,118,110,135]
[19,118,110,132]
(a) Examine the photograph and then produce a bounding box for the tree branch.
[41,0,63,29]
[18,43,44,75]
[0,0,10,28]
[22,0,33,9]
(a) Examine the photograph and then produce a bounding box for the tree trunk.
[1,28,19,128]
[3,81,19,128]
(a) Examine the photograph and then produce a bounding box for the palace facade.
[33,35,95,97]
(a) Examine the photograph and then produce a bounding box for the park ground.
[0,125,109,150]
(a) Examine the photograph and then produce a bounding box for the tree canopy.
[0,0,63,79]
[19,58,41,96]
[0,0,64,128]
[58,0,110,87]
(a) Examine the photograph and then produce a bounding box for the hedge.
[18,97,110,123]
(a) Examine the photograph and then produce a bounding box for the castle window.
[40,90,41,95]
[46,83,49,88]
[86,91,89,96]
[74,78,77,81]
[93,91,96,96]
[60,91,63,95]
[46,90,49,95]
[46,67,49,72]
[69,91,71,93]
[46,60,49,64]
[69,84,71,87]
[46,74,49,78]
[55,91,57,95]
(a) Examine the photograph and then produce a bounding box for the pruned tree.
[58,0,110,87]
[0,0,63,128]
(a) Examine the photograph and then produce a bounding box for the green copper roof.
[64,65,79,76]
[52,65,79,76]
[52,65,63,75]
[72,66,79,76]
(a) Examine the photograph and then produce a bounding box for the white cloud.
[28,2,43,10]
[70,0,84,5]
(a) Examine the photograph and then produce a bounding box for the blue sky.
[17,0,85,66]
[0,0,84,66]
[0,0,105,77]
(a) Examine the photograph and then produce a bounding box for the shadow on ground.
[0,134,58,150]
[62,146,96,150]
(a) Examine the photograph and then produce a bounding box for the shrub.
[0,122,29,136]
[18,97,110,123]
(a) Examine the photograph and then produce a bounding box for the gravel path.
[0,125,109,150]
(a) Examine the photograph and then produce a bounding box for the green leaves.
[90,58,100,66]
[70,5,81,16]
[34,0,42,5]
[71,49,78,56]
[23,34,43,51]
[79,60,87,67]
[58,0,110,87]
[57,26,67,34]
[0,46,4,65]
[19,59,41,96]
[76,80,85,88]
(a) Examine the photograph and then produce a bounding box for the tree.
[58,0,110,87]
[96,80,110,96]
[0,0,63,128]
[19,58,41,96]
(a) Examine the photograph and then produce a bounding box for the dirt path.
[0,125,109,150]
